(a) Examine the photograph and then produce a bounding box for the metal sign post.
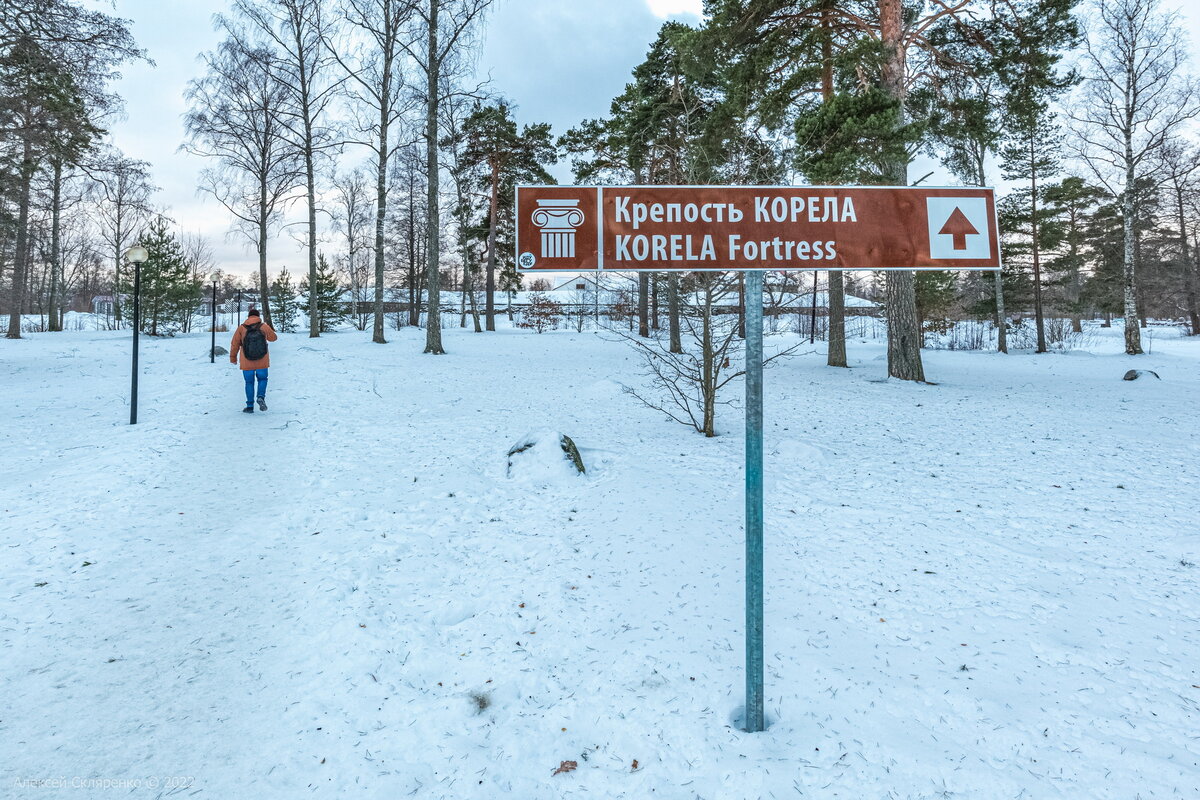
[744,270,765,732]
[515,184,1000,733]
[130,262,140,425]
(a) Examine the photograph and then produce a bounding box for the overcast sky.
[104,0,1200,278]
[104,0,709,276]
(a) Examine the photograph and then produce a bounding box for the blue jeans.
[243,368,268,406]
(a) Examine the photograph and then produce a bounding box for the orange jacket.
[230,317,278,370]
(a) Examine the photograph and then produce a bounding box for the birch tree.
[441,88,483,332]
[397,0,495,355]
[45,145,91,330]
[229,0,341,338]
[184,33,303,328]
[332,167,373,330]
[329,0,411,344]
[1067,0,1200,354]
[390,142,427,326]
[89,151,155,326]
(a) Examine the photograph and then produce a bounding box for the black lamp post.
[125,245,149,425]
[210,278,218,363]
[237,289,243,321]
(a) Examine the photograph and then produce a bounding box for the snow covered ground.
[1,321,1197,799]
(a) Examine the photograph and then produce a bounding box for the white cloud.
[645,0,703,18]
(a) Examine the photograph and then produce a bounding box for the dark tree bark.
[638,271,649,337]
[667,272,682,353]
[827,269,847,366]
[484,160,498,331]
[5,146,33,339]
[48,158,63,331]
[422,0,445,353]
[1030,138,1046,352]
[880,0,924,381]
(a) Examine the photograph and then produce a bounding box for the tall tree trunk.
[349,242,362,330]
[1121,178,1142,354]
[49,159,63,332]
[423,0,445,355]
[1069,208,1082,334]
[651,274,659,330]
[701,284,715,437]
[1030,140,1045,352]
[468,271,482,332]
[1135,230,1149,329]
[306,145,319,337]
[0,230,9,318]
[886,271,924,380]
[880,0,924,381]
[809,270,819,344]
[995,269,1008,353]
[258,179,273,328]
[456,212,470,330]
[485,162,498,332]
[827,269,846,366]
[1182,211,1200,333]
[737,274,745,338]
[408,174,419,327]
[114,256,122,327]
[667,272,681,353]
[638,271,649,337]
[5,156,33,339]
[821,0,846,366]
[373,114,389,343]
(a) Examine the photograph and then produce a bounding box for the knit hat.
[247,308,260,317]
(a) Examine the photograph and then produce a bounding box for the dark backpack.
[242,322,268,361]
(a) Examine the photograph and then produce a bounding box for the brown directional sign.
[515,185,1000,272]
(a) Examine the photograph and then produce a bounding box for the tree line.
[2,0,1198,371]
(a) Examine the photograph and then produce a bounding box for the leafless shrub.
[616,273,800,437]
[517,292,563,333]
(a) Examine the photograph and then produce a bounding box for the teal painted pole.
[744,269,764,732]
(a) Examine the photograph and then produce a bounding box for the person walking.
[229,308,278,413]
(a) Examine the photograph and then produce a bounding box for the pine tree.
[138,215,201,336]
[270,267,298,332]
[915,271,958,333]
[1080,198,1125,320]
[995,0,1080,353]
[458,101,556,331]
[1,37,100,338]
[1043,177,1107,332]
[299,253,345,333]
[917,28,1009,350]
[997,189,1040,330]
